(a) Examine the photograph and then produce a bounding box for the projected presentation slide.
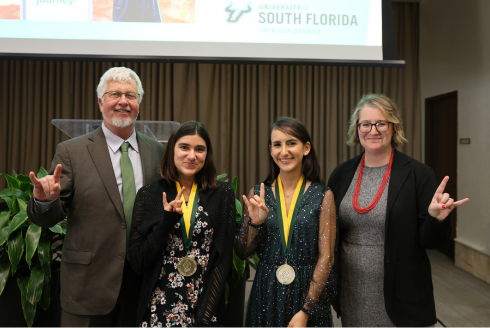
[0,0,20,19]
[0,0,195,22]
[93,0,195,23]
[0,0,383,62]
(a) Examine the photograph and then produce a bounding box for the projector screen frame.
[0,52,404,67]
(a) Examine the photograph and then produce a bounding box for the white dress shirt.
[102,123,144,203]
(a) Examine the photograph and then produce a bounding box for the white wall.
[419,0,490,254]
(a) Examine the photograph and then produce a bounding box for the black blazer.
[328,149,451,327]
[128,179,236,326]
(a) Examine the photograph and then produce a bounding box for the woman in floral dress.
[128,121,236,327]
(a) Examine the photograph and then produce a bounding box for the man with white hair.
[27,67,165,326]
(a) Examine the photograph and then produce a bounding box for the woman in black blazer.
[327,94,468,327]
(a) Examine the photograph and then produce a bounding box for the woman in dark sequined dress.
[236,117,337,327]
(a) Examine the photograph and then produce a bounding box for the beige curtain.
[0,3,419,199]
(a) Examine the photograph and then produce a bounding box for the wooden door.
[425,91,458,259]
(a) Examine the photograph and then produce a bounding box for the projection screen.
[0,0,404,66]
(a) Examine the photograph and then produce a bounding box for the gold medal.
[276,262,296,285]
[177,255,198,277]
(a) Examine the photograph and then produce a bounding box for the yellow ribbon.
[175,181,198,238]
[277,174,304,246]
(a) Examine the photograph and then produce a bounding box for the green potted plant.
[218,174,259,326]
[0,168,66,327]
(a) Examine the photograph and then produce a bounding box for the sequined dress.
[140,201,216,327]
[236,183,337,327]
[338,164,395,327]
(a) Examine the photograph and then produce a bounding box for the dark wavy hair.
[160,121,217,190]
[264,117,324,185]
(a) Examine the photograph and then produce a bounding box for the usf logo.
[225,2,252,23]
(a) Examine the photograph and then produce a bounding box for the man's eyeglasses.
[357,121,392,133]
[103,91,139,102]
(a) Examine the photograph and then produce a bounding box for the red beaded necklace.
[353,148,394,213]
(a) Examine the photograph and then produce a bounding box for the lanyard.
[275,174,305,257]
[175,181,199,249]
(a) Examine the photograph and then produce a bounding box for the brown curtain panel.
[0,3,419,199]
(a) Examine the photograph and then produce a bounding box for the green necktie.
[120,142,136,245]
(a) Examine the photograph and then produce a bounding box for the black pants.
[61,261,142,327]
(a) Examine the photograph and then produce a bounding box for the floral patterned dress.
[140,202,216,327]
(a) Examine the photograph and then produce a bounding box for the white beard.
[108,116,134,128]
[102,112,137,128]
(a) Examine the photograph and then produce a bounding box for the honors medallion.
[276,263,296,285]
[177,255,198,277]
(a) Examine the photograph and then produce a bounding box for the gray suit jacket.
[27,127,164,316]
